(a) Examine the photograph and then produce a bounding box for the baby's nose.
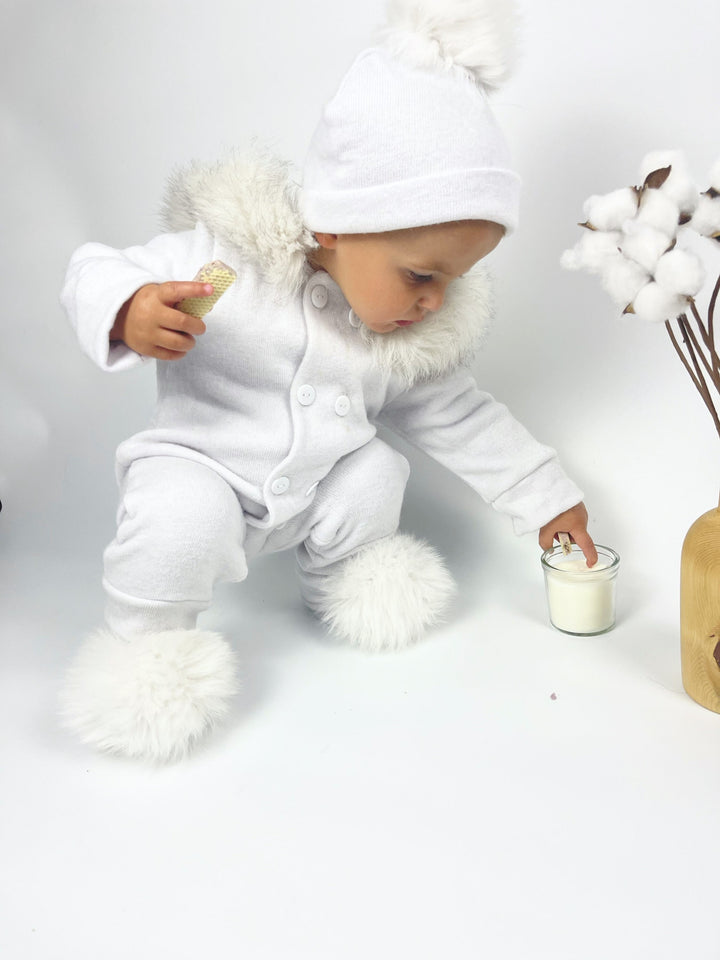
[418,285,445,310]
[420,288,446,311]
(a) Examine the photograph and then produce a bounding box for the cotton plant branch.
[562,151,720,440]
[667,315,720,440]
[708,271,720,363]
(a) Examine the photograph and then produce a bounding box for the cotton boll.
[660,172,698,215]
[632,281,686,323]
[560,246,582,270]
[639,149,687,182]
[582,188,638,231]
[619,221,673,273]
[690,194,720,237]
[600,254,651,306]
[638,149,698,215]
[560,229,621,274]
[654,249,705,297]
[637,190,680,236]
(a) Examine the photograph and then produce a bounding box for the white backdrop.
[2,2,719,958]
[1,0,717,561]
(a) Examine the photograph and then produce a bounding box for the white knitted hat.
[301,0,522,235]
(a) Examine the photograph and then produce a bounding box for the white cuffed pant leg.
[60,456,245,761]
[294,438,458,652]
[295,437,410,610]
[103,456,249,637]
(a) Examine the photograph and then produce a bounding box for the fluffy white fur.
[358,264,493,385]
[161,151,495,386]
[60,629,239,762]
[162,150,317,297]
[378,0,519,90]
[314,533,457,652]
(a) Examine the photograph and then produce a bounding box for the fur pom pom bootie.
[311,532,457,652]
[59,628,238,762]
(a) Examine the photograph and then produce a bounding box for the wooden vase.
[680,499,720,714]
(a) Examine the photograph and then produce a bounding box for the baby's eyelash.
[407,271,433,284]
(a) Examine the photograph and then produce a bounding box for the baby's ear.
[313,232,338,249]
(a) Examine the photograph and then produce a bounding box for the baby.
[60,0,596,761]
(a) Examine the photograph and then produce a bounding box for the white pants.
[103,439,410,637]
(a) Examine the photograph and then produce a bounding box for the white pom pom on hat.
[378,0,520,90]
[301,0,521,235]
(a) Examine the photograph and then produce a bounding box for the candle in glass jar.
[541,545,620,636]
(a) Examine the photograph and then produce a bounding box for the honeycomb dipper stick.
[558,532,573,556]
[177,261,237,318]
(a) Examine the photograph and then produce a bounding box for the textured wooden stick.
[558,532,572,556]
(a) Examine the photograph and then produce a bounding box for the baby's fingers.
[156,280,214,307]
[569,528,599,568]
[151,326,198,359]
[158,302,207,339]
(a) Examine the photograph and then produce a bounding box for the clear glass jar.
[541,544,620,636]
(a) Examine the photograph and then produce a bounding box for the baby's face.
[313,220,504,334]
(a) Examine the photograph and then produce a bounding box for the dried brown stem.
[709,271,720,352]
[689,298,713,352]
[680,316,719,412]
[677,316,711,400]
[666,318,705,394]
[666,318,720,440]
[681,309,719,386]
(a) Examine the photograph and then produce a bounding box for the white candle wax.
[542,547,619,636]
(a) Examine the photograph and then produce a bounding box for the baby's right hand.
[109,281,214,360]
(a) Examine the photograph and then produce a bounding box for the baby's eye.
[407,270,433,284]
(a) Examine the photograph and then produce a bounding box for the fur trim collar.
[356,265,492,385]
[161,150,494,384]
[162,151,316,297]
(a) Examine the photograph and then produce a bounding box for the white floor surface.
[3,479,720,960]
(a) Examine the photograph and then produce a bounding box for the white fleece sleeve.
[60,224,214,371]
[377,367,584,535]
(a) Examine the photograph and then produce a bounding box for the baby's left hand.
[538,502,598,567]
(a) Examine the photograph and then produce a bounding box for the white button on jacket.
[297,385,316,406]
[334,395,350,417]
[310,285,328,309]
[270,477,290,495]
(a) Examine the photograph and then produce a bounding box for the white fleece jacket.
[61,152,583,536]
